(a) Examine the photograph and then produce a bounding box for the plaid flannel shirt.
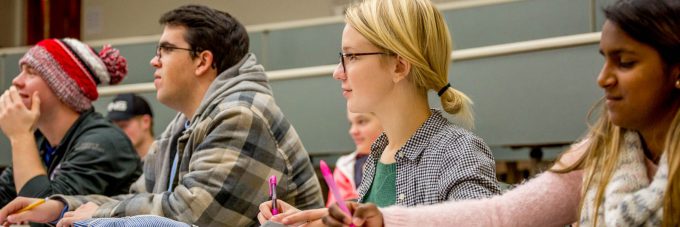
[357,110,500,206]
[52,54,324,227]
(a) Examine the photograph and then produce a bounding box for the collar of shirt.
[43,142,59,165]
[369,109,448,161]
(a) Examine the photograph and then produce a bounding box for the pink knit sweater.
[381,170,583,227]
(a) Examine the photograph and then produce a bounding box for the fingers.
[30,91,40,114]
[270,207,306,223]
[7,210,35,224]
[63,211,75,218]
[277,199,295,212]
[352,203,375,226]
[56,215,81,227]
[281,208,328,225]
[269,211,293,223]
[0,90,9,109]
[258,201,274,220]
[324,202,384,227]
[0,201,9,224]
[257,212,267,224]
[56,217,72,227]
[57,210,85,227]
[0,87,29,114]
[352,203,383,227]
[4,87,24,110]
[303,219,326,227]
[0,197,36,223]
[7,87,20,105]
[322,214,348,227]
[326,203,352,225]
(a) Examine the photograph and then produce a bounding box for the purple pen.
[269,175,279,215]
[320,160,355,227]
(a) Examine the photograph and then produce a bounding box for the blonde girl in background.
[326,110,383,207]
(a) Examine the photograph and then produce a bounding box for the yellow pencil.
[14,199,46,214]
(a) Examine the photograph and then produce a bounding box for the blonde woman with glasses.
[258,0,501,225]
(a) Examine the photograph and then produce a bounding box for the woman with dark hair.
[324,0,680,226]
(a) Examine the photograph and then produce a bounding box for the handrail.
[97,32,601,96]
[437,0,517,11]
[0,0,521,55]
[247,0,519,33]
[0,35,162,56]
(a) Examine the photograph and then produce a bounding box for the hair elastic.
[437,83,451,96]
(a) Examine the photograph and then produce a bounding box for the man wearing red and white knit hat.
[0,38,142,212]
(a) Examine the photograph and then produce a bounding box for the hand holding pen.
[0,197,66,225]
[325,202,384,227]
[269,175,279,215]
[319,160,356,227]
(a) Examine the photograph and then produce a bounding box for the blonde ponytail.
[439,86,474,129]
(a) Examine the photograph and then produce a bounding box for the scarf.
[580,131,668,226]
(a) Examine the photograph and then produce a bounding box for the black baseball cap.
[107,93,153,121]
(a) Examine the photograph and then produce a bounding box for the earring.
[676,79,680,89]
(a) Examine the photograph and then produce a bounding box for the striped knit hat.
[19,38,127,112]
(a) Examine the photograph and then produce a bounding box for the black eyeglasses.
[155,44,194,61]
[338,52,393,72]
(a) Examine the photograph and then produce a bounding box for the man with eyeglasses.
[0,4,323,227]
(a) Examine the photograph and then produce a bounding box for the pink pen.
[269,175,279,215]
[320,160,355,227]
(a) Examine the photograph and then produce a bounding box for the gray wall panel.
[109,43,157,84]
[268,76,353,154]
[264,24,344,71]
[447,44,603,147]
[249,32,265,67]
[595,0,618,31]
[2,54,22,90]
[445,0,591,49]
[1,54,22,166]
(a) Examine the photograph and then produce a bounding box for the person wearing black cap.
[107,93,154,160]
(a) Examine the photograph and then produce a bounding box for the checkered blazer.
[357,110,500,206]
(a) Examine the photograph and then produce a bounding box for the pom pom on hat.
[99,44,127,85]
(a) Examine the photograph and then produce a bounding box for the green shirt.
[362,162,397,207]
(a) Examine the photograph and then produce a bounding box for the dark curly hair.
[159,5,249,74]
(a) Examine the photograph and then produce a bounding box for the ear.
[669,64,680,86]
[392,55,411,83]
[194,50,215,76]
[140,115,152,130]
